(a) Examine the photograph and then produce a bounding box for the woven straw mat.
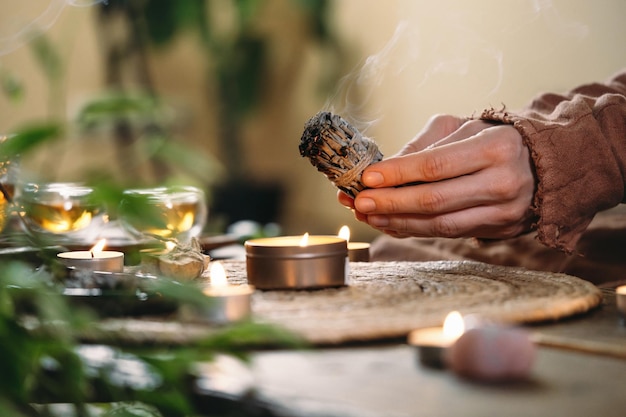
[96,260,602,345]
[237,261,602,344]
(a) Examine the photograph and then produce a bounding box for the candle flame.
[299,233,310,247]
[338,225,350,242]
[209,262,228,287]
[443,311,464,339]
[89,239,107,255]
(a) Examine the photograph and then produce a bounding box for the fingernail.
[362,171,384,187]
[355,197,376,213]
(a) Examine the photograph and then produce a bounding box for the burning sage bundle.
[299,111,383,197]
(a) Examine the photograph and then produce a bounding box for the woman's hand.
[337,114,537,239]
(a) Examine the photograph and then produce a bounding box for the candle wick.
[90,251,95,258]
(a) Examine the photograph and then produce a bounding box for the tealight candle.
[245,233,348,290]
[408,311,464,368]
[338,225,370,262]
[616,286,626,321]
[57,239,124,273]
[196,262,253,324]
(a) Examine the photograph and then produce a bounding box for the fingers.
[355,170,517,216]
[337,190,355,209]
[395,114,467,156]
[362,122,501,188]
[363,204,534,240]
[338,117,535,241]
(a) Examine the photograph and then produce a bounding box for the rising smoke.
[0,0,106,56]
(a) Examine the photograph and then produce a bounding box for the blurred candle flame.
[443,311,465,339]
[89,239,107,256]
[210,262,228,287]
[338,225,350,242]
[299,233,310,247]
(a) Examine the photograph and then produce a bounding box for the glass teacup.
[0,135,19,233]
[19,182,108,244]
[118,185,207,243]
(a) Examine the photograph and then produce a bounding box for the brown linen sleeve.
[480,71,626,253]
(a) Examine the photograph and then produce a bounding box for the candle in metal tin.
[57,239,124,273]
[617,286,626,321]
[197,262,253,324]
[245,233,348,290]
[407,311,464,368]
[338,225,370,262]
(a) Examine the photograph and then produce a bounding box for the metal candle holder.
[408,326,457,369]
[245,235,348,290]
[347,242,370,262]
[196,285,254,324]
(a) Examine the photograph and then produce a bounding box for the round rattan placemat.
[93,260,602,346]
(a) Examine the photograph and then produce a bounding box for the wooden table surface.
[242,287,626,417]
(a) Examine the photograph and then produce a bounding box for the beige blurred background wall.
[1,0,625,242]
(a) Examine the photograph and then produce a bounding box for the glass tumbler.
[19,182,108,244]
[0,134,19,232]
[118,185,207,243]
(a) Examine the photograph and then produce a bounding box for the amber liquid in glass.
[0,183,15,231]
[129,200,200,238]
[23,201,101,233]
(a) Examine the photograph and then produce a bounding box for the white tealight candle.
[57,239,124,273]
[408,311,465,368]
[338,225,370,262]
[198,262,254,324]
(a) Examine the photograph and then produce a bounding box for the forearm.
[481,71,626,253]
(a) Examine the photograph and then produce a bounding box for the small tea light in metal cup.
[57,239,124,273]
[338,225,370,262]
[119,185,207,243]
[193,262,253,324]
[617,286,626,323]
[19,182,107,244]
[245,233,348,290]
[408,311,465,368]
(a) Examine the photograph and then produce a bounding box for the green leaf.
[75,93,162,131]
[198,321,307,358]
[118,192,170,235]
[0,69,24,102]
[29,34,63,81]
[142,133,223,183]
[0,122,63,158]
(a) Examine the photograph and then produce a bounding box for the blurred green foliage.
[0,1,331,414]
[115,0,340,179]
